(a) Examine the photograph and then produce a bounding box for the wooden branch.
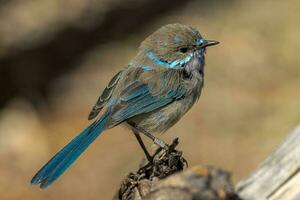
[236,125,300,200]
[115,125,300,200]
[114,139,239,200]
[139,166,239,200]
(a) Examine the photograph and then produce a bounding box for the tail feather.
[31,112,110,189]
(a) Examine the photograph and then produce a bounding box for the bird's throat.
[184,50,205,76]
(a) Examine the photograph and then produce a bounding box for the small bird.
[31,23,219,188]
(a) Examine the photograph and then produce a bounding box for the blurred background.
[0,0,300,199]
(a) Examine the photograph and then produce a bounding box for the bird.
[31,23,219,189]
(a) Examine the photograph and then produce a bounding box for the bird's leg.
[130,124,168,150]
[131,128,152,162]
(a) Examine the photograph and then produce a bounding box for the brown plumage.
[31,23,219,189]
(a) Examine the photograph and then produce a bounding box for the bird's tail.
[31,112,110,189]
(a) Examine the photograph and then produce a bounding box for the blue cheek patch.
[147,51,193,69]
[168,60,180,68]
[168,54,193,68]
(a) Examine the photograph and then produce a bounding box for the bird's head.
[137,23,219,74]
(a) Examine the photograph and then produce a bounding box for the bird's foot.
[153,138,168,150]
[138,138,182,175]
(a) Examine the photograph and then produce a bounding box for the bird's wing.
[88,70,123,120]
[110,68,187,125]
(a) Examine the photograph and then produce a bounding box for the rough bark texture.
[115,124,300,200]
[114,138,240,200]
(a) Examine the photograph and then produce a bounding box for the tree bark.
[115,124,300,200]
[236,125,300,200]
[114,138,239,200]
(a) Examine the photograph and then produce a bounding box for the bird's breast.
[128,74,203,134]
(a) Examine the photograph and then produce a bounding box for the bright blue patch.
[196,38,204,46]
[147,51,193,69]
[168,60,181,68]
[169,54,193,68]
[173,35,181,43]
[141,65,152,71]
[147,51,167,66]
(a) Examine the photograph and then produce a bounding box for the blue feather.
[146,50,193,69]
[141,65,152,71]
[112,84,186,124]
[120,85,148,102]
[31,112,110,189]
[146,51,167,66]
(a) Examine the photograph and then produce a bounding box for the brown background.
[0,0,299,199]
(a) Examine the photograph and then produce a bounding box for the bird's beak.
[200,40,219,48]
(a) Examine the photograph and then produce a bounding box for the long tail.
[31,112,110,189]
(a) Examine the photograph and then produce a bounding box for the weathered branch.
[236,125,300,200]
[115,124,300,200]
[114,138,239,200]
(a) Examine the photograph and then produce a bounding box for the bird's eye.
[179,47,188,53]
